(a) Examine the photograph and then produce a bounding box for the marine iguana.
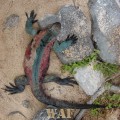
[3,10,106,109]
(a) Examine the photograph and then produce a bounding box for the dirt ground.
[0,0,119,120]
[0,0,90,120]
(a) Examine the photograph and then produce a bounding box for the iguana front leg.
[25,10,38,36]
[53,34,77,53]
[49,34,78,86]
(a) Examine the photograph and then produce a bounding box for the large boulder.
[74,63,105,95]
[38,5,94,64]
[88,0,120,65]
[115,0,120,7]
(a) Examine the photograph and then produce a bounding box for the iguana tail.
[33,81,105,109]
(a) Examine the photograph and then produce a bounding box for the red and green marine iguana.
[3,10,106,109]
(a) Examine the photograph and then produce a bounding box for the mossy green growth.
[61,49,119,77]
[94,62,119,77]
[90,101,101,116]
[90,93,120,116]
[90,108,100,116]
[61,49,99,74]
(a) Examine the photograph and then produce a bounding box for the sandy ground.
[0,0,90,120]
[1,0,119,120]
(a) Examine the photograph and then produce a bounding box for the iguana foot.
[3,83,25,94]
[25,10,38,24]
[25,10,38,36]
[3,75,28,94]
[53,34,78,53]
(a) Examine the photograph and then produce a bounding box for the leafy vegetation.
[94,62,119,77]
[61,49,99,74]
[90,93,120,116]
[90,108,100,116]
[61,49,119,77]
[61,49,120,117]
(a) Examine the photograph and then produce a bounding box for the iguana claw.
[2,75,28,94]
[25,10,38,24]
[3,82,25,94]
[66,34,78,44]
[25,12,28,18]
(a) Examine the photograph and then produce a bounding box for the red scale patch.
[39,38,56,81]
[25,30,47,60]
[23,30,48,85]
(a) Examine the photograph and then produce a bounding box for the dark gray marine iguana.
[3,10,106,109]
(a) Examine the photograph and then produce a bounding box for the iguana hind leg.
[43,75,78,87]
[3,75,29,94]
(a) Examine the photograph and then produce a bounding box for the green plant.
[61,49,99,74]
[94,62,119,77]
[90,93,120,116]
[90,108,100,116]
[61,49,119,77]
[61,49,120,117]
[90,101,101,116]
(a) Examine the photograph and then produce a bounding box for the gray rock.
[22,100,30,108]
[74,63,105,95]
[56,5,91,41]
[88,0,120,65]
[33,106,71,120]
[4,14,19,29]
[39,14,60,28]
[115,0,120,7]
[38,5,94,64]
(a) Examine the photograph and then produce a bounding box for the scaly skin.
[3,10,106,109]
[24,29,105,109]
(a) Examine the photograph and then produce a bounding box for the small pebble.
[22,100,30,108]
[4,14,19,29]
